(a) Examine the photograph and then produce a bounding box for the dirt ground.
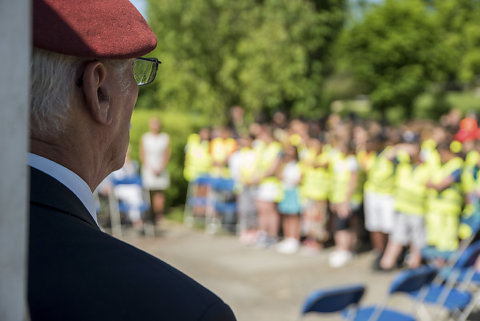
[122,221,476,321]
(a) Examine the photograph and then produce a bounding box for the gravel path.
[122,221,454,321]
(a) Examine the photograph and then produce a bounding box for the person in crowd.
[328,133,360,268]
[363,135,396,267]
[254,125,283,248]
[379,136,429,270]
[424,141,464,263]
[300,137,330,253]
[140,116,171,225]
[276,144,303,254]
[421,125,445,171]
[184,127,212,217]
[236,135,260,244]
[28,0,236,319]
[184,127,212,182]
[210,126,237,177]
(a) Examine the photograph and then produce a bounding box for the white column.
[0,0,31,320]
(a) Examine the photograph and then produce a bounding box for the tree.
[341,0,450,119]
[141,0,345,120]
[431,0,480,84]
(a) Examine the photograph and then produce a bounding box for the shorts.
[390,211,426,249]
[364,192,395,233]
[257,182,281,202]
[278,187,302,215]
[332,203,359,231]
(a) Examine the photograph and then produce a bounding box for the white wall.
[0,0,31,320]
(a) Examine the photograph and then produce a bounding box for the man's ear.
[81,61,112,125]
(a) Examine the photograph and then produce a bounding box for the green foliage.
[341,0,449,117]
[414,90,480,119]
[142,0,346,119]
[138,0,480,128]
[432,0,480,83]
[129,109,209,210]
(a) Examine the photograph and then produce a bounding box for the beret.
[33,0,157,59]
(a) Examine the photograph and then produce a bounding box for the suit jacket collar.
[29,167,100,230]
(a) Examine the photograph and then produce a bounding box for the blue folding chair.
[414,240,480,321]
[183,175,212,227]
[300,284,365,321]
[206,177,237,234]
[300,266,437,321]
[107,174,152,237]
[350,266,437,321]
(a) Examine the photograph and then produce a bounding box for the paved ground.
[122,221,469,321]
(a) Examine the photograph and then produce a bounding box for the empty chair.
[300,266,437,321]
[301,284,365,320]
[206,177,237,234]
[351,266,437,321]
[110,174,153,236]
[184,175,212,227]
[413,241,480,321]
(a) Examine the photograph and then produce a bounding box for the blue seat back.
[389,266,436,295]
[302,284,365,315]
[194,175,212,186]
[454,240,480,269]
[210,177,235,191]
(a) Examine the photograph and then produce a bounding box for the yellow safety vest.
[329,152,358,205]
[461,150,480,194]
[210,137,237,178]
[353,150,368,204]
[300,150,329,201]
[426,157,464,251]
[421,139,441,171]
[239,147,259,185]
[364,149,395,195]
[394,162,430,215]
[258,141,282,185]
[184,134,211,181]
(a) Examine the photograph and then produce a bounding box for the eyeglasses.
[134,57,161,86]
[76,57,161,87]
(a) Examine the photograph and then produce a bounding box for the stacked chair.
[300,239,480,321]
[300,266,436,321]
[184,175,237,234]
[412,240,480,321]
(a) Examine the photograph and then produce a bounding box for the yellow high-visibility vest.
[394,162,430,215]
[425,157,464,251]
[364,149,395,195]
[329,152,358,205]
[184,134,211,181]
[300,150,329,201]
[421,139,441,170]
[461,150,480,194]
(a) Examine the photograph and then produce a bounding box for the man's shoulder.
[29,205,235,321]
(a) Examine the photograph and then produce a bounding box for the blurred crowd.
[184,106,480,269]
[96,117,171,235]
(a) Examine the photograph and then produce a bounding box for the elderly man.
[28,0,236,320]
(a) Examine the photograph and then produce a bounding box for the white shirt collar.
[28,153,98,226]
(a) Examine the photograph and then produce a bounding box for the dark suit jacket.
[28,167,236,321]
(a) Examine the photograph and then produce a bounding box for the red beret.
[33,0,157,59]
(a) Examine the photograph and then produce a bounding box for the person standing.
[276,144,303,254]
[328,136,360,268]
[28,0,236,319]
[140,116,171,225]
[255,125,283,247]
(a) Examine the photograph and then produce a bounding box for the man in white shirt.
[28,1,236,320]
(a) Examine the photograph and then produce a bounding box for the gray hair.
[30,48,131,138]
